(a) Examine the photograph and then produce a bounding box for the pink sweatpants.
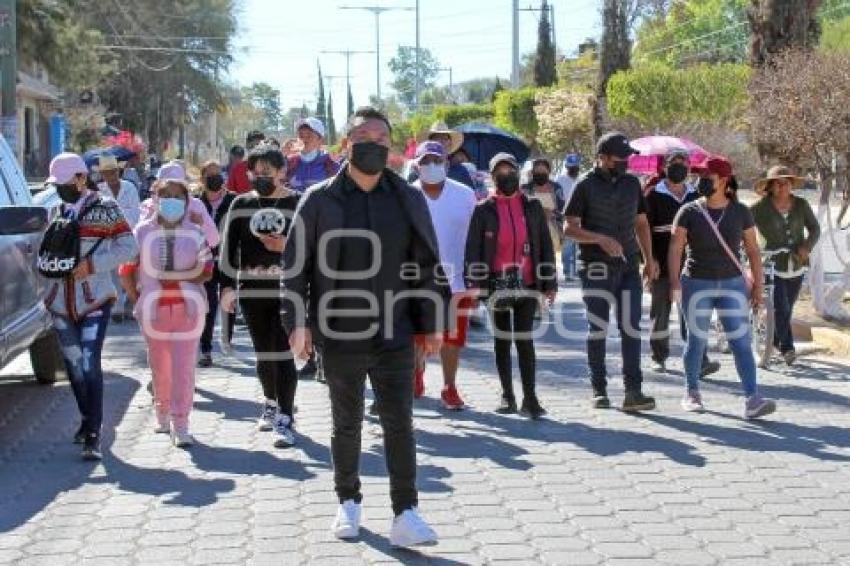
[143,303,202,433]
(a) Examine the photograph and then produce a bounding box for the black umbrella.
[456,122,530,171]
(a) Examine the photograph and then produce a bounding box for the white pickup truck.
[0,134,65,384]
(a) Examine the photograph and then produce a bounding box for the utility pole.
[0,0,17,160]
[339,4,415,101]
[511,0,520,88]
[520,3,557,54]
[321,49,374,117]
[415,0,421,110]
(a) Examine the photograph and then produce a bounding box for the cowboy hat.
[422,121,464,155]
[96,154,121,172]
[755,165,806,196]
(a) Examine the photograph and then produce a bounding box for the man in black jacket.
[282,107,448,548]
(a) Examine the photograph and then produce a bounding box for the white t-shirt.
[414,178,477,294]
[98,179,141,228]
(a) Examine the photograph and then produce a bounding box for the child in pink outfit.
[121,179,213,447]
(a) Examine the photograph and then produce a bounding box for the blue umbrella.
[83,146,138,169]
[456,122,530,171]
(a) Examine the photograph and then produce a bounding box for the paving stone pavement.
[2,283,850,565]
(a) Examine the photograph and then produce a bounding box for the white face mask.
[301,149,319,163]
[419,163,447,185]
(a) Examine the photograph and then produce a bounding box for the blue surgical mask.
[419,163,447,185]
[301,149,319,163]
[158,197,186,222]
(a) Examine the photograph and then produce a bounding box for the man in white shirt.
[411,141,477,410]
[97,154,141,322]
[555,153,582,280]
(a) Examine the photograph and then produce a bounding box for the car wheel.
[29,331,67,385]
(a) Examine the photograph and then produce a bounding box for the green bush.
[433,103,494,127]
[606,63,750,129]
[493,88,539,142]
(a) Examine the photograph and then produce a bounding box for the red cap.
[693,156,733,179]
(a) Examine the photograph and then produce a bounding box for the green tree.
[388,46,442,107]
[534,0,557,87]
[597,0,632,137]
[316,61,327,124]
[245,82,282,133]
[326,90,337,145]
[347,83,355,119]
[748,0,822,68]
[493,88,539,142]
[491,78,505,102]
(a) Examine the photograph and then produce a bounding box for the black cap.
[489,152,519,173]
[596,132,639,159]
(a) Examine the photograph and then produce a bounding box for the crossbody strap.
[696,202,747,278]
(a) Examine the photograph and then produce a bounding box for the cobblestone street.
[2,284,850,565]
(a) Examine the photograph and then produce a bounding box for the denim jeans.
[773,275,804,354]
[323,346,417,516]
[681,276,757,396]
[562,239,577,279]
[53,303,112,435]
[579,260,643,393]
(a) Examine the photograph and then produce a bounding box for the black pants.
[323,346,417,516]
[650,279,712,367]
[773,275,804,354]
[490,296,538,403]
[201,275,235,354]
[239,291,297,418]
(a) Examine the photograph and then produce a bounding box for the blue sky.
[230,0,601,129]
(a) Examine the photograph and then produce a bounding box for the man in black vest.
[564,132,658,412]
[282,107,448,547]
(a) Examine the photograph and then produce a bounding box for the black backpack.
[38,199,103,278]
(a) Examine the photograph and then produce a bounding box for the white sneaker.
[389,508,438,548]
[257,400,277,432]
[273,414,296,448]
[332,500,362,539]
[681,390,706,413]
[171,430,194,448]
[154,420,170,434]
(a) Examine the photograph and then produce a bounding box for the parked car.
[0,134,65,384]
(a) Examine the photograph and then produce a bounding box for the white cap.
[47,153,88,185]
[156,161,188,185]
[296,117,326,138]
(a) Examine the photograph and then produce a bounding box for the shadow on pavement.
[357,527,472,565]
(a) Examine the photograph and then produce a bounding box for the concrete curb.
[793,318,850,357]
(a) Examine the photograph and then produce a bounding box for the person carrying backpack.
[39,153,138,460]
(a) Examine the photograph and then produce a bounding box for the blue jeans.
[579,260,643,393]
[53,304,112,435]
[562,239,577,278]
[681,276,757,396]
[773,275,803,354]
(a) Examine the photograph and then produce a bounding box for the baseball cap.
[296,117,326,138]
[47,152,89,185]
[488,152,519,174]
[414,141,447,163]
[564,153,581,167]
[156,161,188,185]
[596,133,640,159]
[692,156,733,179]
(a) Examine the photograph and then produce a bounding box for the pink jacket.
[139,196,220,249]
[131,215,212,322]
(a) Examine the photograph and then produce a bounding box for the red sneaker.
[441,386,465,410]
[414,368,425,399]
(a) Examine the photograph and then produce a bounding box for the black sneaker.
[495,397,518,414]
[72,422,87,445]
[298,359,317,380]
[591,391,611,409]
[622,391,656,412]
[519,398,546,420]
[198,352,213,368]
[81,433,102,461]
[700,360,721,378]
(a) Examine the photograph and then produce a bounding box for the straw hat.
[755,165,806,196]
[96,155,121,172]
[422,121,464,155]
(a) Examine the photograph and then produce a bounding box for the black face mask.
[206,174,224,192]
[252,176,276,197]
[532,172,549,186]
[666,163,689,184]
[350,142,389,175]
[608,160,629,178]
[56,183,81,204]
[697,177,716,198]
[495,172,520,196]
[567,167,580,178]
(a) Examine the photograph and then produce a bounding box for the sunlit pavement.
[2,282,850,565]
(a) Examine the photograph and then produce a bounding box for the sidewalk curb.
[793,318,850,357]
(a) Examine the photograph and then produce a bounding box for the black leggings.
[491,296,538,402]
[240,292,297,418]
